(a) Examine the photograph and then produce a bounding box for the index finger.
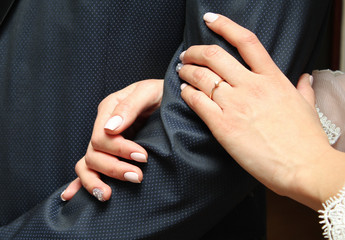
[203,13,280,75]
[92,92,148,162]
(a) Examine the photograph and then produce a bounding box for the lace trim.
[319,186,345,240]
[317,106,341,145]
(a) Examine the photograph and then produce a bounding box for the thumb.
[296,73,315,107]
[60,178,82,201]
[104,79,163,135]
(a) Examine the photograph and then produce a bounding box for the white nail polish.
[104,115,123,131]
[124,172,141,183]
[176,63,184,72]
[179,51,186,61]
[130,152,147,162]
[93,188,105,202]
[309,75,314,86]
[180,83,188,91]
[203,12,219,23]
[60,190,66,201]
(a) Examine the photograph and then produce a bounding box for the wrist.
[290,145,345,211]
[316,149,345,205]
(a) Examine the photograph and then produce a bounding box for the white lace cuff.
[317,106,341,146]
[319,186,345,239]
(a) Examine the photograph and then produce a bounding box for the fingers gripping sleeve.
[0,0,331,239]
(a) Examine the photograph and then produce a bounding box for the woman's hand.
[61,79,164,202]
[178,13,339,210]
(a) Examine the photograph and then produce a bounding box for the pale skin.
[62,13,345,211]
[179,13,345,210]
[61,79,163,201]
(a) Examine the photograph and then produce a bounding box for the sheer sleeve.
[313,70,345,151]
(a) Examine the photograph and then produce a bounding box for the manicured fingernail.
[176,63,184,72]
[104,115,123,131]
[179,51,186,61]
[180,83,188,91]
[203,12,219,23]
[130,152,147,163]
[309,75,314,85]
[60,190,66,201]
[93,188,105,202]
[124,172,141,183]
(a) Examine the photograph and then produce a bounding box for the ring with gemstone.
[209,79,223,100]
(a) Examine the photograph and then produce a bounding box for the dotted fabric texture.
[0,0,186,224]
[0,0,331,239]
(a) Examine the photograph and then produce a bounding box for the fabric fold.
[0,0,331,239]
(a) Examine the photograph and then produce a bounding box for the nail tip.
[93,188,105,202]
[60,191,67,201]
[176,63,183,73]
[203,12,219,23]
[130,152,147,163]
[179,51,186,61]
[124,172,141,183]
[180,83,188,91]
[309,75,314,85]
[104,115,123,131]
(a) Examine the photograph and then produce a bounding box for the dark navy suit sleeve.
[0,0,331,239]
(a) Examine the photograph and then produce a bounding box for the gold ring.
[209,79,223,100]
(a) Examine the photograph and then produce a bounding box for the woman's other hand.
[61,79,163,201]
[178,13,338,210]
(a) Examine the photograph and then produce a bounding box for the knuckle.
[240,30,259,46]
[188,45,198,53]
[192,68,209,84]
[97,93,114,112]
[108,167,122,179]
[84,152,93,167]
[216,123,234,141]
[132,80,145,91]
[74,160,83,175]
[113,142,124,157]
[219,114,244,137]
[203,45,222,59]
[90,134,102,150]
[82,180,91,191]
[189,91,204,108]
[248,85,265,99]
[235,102,252,116]
[97,98,107,112]
[116,101,133,114]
